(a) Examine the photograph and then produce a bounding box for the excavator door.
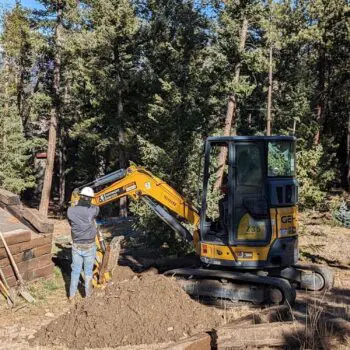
[200,136,297,252]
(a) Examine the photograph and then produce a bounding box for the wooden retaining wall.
[0,189,54,287]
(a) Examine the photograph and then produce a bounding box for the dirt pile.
[33,266,222,348]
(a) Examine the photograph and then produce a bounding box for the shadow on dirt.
[282,316,350,350]
[300,251,350,270]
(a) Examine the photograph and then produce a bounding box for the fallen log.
[23,208,54,233]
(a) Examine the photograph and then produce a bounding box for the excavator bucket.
[93,235,124,287]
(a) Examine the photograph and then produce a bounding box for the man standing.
[67,187,99,300]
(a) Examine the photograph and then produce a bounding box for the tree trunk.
[248,113,252,129]
[214,94,236,191]
[315,46,326,144]
[314,105,322,145]
[39,5,62,217]
[213,18,248,191]
[119,129,128,218]
[234,17,248,84]
[116,68,128,218]
[347,115,350,190]
[266,46,273,136]
[58,130,66,215]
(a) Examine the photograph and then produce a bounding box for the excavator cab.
[199,136,298,269]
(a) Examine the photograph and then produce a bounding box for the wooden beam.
[0,189,20,206]
[6,263,54,287]
[0,229,31,248]
[215,321,305,349]
[0,244,51,267]
[2,253,52,279]
[23,208,54,233]
[0,233,52,259]
[167,333,211,350]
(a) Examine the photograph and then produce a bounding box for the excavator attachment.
[93,234,124,287]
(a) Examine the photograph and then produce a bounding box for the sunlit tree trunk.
[39,4,62,217]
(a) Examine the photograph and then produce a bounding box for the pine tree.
[0,4,35,193]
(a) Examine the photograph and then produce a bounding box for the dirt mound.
[33,266,222,348]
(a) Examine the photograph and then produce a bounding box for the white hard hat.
[80,187,95,198]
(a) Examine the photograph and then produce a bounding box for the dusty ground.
[33,266,222,349]
[0,214,349,349]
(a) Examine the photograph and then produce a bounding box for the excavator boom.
[72,165,200,250]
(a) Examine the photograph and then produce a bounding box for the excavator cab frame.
[199,136,299,269]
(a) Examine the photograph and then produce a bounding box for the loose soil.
[32,266,222,349]
[1,214,350,349]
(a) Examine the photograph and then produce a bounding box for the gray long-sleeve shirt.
[67,205,100,244]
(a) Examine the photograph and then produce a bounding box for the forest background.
[0,0,349,249]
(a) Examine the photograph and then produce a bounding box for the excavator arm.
[71,165,200,286]
[72,165,200,242]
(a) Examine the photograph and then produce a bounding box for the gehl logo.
[281,215,294,224]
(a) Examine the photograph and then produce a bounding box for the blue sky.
[3,0,43,10]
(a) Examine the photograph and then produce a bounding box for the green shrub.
[297,145,335,210]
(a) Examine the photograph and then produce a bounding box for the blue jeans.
[70,243,96,298]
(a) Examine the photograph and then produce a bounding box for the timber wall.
[0,189,54,287]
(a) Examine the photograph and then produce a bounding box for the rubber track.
[164,268,296,306]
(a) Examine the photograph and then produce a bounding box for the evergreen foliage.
[0,3,35,193]
[0,0,349,228]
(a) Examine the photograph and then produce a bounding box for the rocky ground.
[0,213,349,349]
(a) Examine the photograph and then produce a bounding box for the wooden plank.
[167,333,211,350]
[0,229,31,248]
[0,189,20,206]
[0,233,52,259]
[2,254,52,279]
[23,208,54,233]
[31,262,54,279]
[6,263,54,287]
[5,204,24,222]
[0,244,51,268]
[216,321,305,349]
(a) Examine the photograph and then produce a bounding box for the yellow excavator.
[70,136,333,305]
